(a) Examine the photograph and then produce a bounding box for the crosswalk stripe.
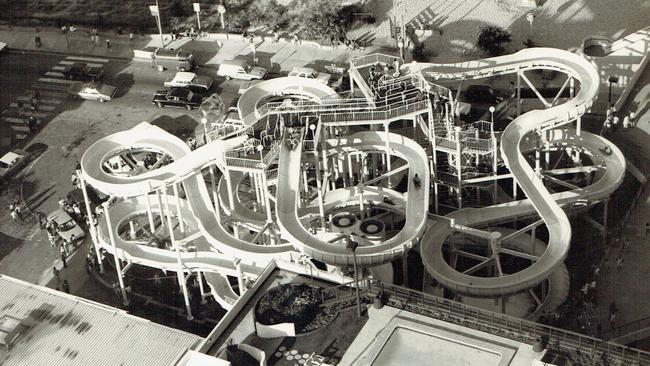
[38,77,79,85]
[32,83,70,91]
[52,66,66,71]
[11,125,30,133]
[9,103,56,112]
[66,55,110,63]
[58,60,104,67]
[45,71,65,77]
[24,89,68,98]
[16,97,63,105]
[3,117,25,124]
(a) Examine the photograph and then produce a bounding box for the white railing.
[320,99,429,124]
[350,53,402,69]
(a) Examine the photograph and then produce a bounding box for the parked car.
[217,59,267,81]
[62,62,104,82]
[164,72,213,92]
[70,82,117,102]
[238,79,263,94]
[47,209,85,244]
[0,150,29,182]
[153,48,196,71]
[288,66,331,85]
[0,42,7,54]
[152,88,204,110]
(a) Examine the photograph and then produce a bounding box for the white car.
[217,59,267,81]
[288,66,331,85]
[0,150,28,182]
[71,82,117,102]
[47,209,85,244]
[164,71,213,92]
[0,42,7,53]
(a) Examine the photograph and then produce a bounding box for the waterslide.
[410,48,625,296]
[237,77,338,124]
[275,130,429,266]
[82,122,296,263]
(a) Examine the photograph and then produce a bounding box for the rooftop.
[0,275,202,366]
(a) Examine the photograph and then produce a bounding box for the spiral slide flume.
[414,48,619,296]
[275,131,429,266]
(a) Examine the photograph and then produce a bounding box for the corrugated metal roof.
[0,275,202,366]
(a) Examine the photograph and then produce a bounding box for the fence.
[322,280,650,363]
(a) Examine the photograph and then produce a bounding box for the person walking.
[62,280,70,294]
[593,264,600,279]
[106,38,111,49]
[60,244,68,268]
[52,266,60,281]
[616,256,624,270]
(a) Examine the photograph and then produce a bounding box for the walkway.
[596,58,650,338]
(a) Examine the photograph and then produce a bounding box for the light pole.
[526,13,535,39]
[62,26,70,50]
[201,117,209,144]
[309,123,316,140]
[489,105,496,137]
[346,237,362,318]
[608,76,619,106]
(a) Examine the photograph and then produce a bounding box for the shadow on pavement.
[0,230,24,261]
[150,115,199,140]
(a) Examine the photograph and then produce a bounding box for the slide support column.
[80,174,104,273]
[103,203,129,306]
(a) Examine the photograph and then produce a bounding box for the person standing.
[106,38,111,49]
[60,244,68,268]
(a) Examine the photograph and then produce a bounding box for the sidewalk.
[595,62,650,335]
[0,25,372,72]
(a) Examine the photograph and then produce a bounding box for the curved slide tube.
[237,77,337,123]
[405,48,607,296]
[276,131,429,266]
[421,128,624,296]
[82,122,296,263]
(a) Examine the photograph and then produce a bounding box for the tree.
[477,25,512,56]
[200,94,226,125]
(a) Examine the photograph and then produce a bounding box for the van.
[217,59,267,81]
[153,48,196,72]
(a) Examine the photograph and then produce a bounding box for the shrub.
[477,25,511,56]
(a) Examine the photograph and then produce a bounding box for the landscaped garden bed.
[255,283,338,334]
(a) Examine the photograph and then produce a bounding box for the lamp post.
[346,237,362,318]
[608,76,619,106]
[62,26,70,50]
[309,124,316,140]
[201,117,209,144]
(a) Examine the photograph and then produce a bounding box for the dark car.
[152,88,203,110]
[62,62,104,82]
